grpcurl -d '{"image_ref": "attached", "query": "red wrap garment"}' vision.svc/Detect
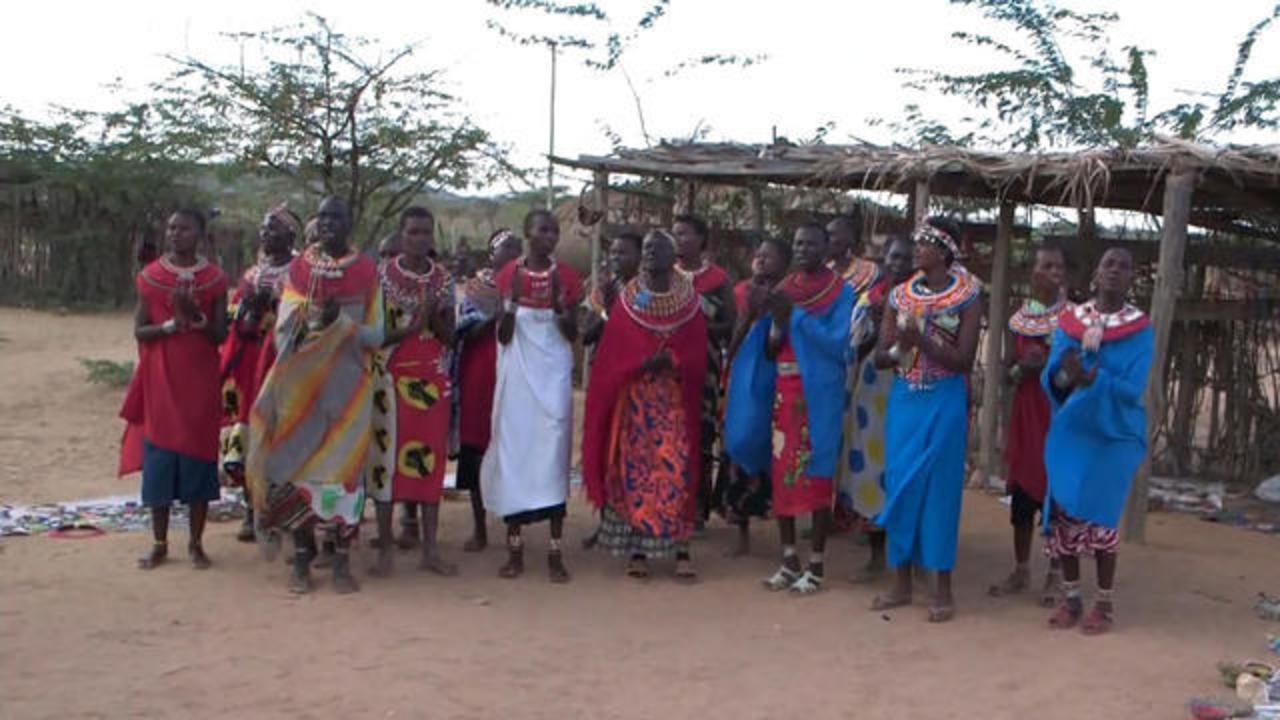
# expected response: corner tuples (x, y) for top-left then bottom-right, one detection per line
(582, 274), (707, 524)
(119, 258), (229, 474)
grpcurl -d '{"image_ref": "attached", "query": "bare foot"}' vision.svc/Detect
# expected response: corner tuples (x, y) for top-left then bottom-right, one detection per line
(419, 550), (458, 576)
(463, 534), (488, 553)
(548, 551), (571, 584)
(236, 519), (256, 543)
(723, 539), (751, 558)
(137, 543), (168, 570)
(189, 543), (212, 570)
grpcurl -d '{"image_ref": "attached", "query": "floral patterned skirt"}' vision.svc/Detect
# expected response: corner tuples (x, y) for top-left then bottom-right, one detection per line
(601, 371), (694, 555)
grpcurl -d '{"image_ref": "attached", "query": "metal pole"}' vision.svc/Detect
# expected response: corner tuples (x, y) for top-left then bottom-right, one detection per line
(546, 42), (557, 211)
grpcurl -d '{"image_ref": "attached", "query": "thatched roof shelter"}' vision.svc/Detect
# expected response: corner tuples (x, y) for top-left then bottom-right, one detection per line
(554, 139), (1280, 239)
(555, 139), (1280, 543)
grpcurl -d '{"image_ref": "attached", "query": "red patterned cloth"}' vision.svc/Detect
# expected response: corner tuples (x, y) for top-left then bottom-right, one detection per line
(770, 344), (834, 517)
(379, 257), (453, 503)
(1045, 514), (1119, 558)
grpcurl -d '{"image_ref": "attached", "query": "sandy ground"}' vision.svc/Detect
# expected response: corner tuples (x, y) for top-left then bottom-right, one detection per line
(1, 307), (1277, 720)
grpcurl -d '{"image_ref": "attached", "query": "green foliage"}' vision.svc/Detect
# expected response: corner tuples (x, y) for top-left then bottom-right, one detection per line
(79, 357), (135, 389)
(157, 14), (515, 244)
(0, 101), (203, 307)
(887, 0), (1280, 149)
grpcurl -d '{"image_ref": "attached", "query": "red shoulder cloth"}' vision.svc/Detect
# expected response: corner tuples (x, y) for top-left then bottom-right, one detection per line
(494, 259), (583, 309)
(778, 267), (843, 314)
(686, 261), (730, 295)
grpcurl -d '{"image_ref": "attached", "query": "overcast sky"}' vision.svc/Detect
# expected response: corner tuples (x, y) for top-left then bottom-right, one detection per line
(4, 0), (1278, 196)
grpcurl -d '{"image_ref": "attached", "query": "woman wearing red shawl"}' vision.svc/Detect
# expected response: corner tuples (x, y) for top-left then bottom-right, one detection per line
(989, 243), (1068, 603)
(217, 202), (298, 542)
(367, 206), (458, 577)
(583, 230), (707, 581)
(673, 214), (736, 529)
(453, 229), (523, 552)
(121, 209), (228, 570)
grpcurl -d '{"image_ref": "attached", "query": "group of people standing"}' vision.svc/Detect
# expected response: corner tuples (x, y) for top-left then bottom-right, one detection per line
(120, 196), (1154, 634)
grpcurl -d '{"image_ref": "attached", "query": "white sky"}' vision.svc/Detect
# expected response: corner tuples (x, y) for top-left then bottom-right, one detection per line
(3, 0), (1278, 196)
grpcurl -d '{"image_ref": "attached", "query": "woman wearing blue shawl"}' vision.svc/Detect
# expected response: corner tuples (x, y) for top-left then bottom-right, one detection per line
(724, 223), (855, 595)
(870, 218), (982, 623)
(1043, 247), (1152, 636)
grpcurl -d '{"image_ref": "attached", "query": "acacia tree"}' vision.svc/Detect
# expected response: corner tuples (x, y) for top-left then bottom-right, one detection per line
(885, 0), (1280, 149)
(159, 13), (512, 244)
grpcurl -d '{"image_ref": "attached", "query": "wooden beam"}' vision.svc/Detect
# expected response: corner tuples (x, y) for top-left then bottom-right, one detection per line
(659, 178), (675, 227)
(913, 180), (930, 227)
(749, 185), (764, 232)
(1125, 168), (1194, 544)
(977, 201), (1015, 490)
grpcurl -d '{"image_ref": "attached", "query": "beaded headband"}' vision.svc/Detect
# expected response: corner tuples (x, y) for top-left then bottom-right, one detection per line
(913, 223), (960, 259)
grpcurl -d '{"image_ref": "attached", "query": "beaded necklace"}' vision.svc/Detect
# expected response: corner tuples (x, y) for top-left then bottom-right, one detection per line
(619, 272), (700, 334)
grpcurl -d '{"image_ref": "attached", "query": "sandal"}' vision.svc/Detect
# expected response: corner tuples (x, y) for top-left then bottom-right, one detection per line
(626, 555), (649, 579)
(927, 603), (956, 623)
(988, 569), (1029, 597)
(137, 542), (168, 570)
(763, 564), (802, 591)
(1040, 572), (1063, 608)
(789, 570), (824, 596)
(1048, 600), (1083, 630)
(188, 543), (212, 570)
(871, 592), (913, 611)
(548, 550), (571, 584)
(499, 546), (524, 579)
(1080, 604), (1114, 635)
(674, 555), (698, 584)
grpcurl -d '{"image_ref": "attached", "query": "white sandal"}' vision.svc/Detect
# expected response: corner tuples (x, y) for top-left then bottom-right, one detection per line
(789, 570), (824, 595)
(763, 565), (802, 591)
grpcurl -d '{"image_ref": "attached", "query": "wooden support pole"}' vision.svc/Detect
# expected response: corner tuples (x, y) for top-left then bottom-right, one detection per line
(683, 181), (697, 215)
(659, 178), (675, 228)
(1124, 168), (1194, 543)
(913, 180), (930, 227)
(977, 200), (1015, 490)
(749, 185), (765, 233)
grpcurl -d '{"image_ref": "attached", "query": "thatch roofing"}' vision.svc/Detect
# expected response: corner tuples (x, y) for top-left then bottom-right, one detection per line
(552, 139), (1280, 239)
